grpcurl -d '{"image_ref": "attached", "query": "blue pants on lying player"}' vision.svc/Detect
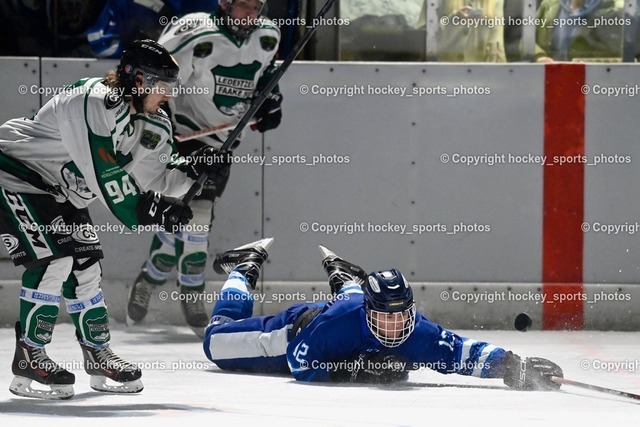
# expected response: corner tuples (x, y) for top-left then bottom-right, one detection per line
(203, 270), (323, 374)
(203, 238), (564, 387)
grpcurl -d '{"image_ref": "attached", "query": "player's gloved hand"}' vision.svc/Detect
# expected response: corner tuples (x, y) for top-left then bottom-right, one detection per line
(185, 146), (232, 182)
(137, 190), (193, 233)
(253, 92), (282, 133)
(330, 352), (408, 384)
(502, 351), (563, 391)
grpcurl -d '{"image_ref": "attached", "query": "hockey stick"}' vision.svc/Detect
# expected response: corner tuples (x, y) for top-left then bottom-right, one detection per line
(400, 382), (507, 390)
(174, 119), (258, 143)
(175, 107), (279, 143)
(180, 0), (339, 205)
(552, 376), (640, 401)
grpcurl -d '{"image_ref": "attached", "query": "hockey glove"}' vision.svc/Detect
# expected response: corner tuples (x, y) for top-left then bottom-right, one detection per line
(254, 92), (282, 133)
(502, 351), (563, 391)
(137, 190), (193, 234)
(330, 352), (408, 384)
(184, 146), (232, 182)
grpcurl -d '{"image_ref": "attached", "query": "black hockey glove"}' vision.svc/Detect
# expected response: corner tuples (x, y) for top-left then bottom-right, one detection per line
(254, 92), (282, 133)
(137, 190), (193, 234)
(330, 353), (408, 384)
(184, 146), (232, 183)
(502, 351), (563, 391)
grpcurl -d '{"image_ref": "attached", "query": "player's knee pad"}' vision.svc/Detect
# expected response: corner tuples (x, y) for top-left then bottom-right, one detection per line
(145, 231), (178, 283)
(175, 230), (209, 288)
(19, 257), (73, 346)
(68, 294), (110, 347)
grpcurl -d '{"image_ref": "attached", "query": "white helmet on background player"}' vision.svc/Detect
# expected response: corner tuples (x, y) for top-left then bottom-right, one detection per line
(218, 0), (266, 39)
(362, 269), (416, 348)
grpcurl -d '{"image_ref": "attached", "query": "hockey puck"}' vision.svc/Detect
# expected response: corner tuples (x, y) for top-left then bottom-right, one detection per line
(514, 313), (532, 332)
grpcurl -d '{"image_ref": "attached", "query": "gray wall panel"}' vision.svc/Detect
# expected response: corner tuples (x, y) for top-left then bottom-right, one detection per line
(0, 57), (40, 123)
(40, 58), (119, 102)
(584, 65), (640, 284)
(262, 63), (545, 283)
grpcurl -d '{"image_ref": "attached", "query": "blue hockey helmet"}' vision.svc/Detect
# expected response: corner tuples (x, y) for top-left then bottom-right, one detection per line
(363, 269), (416, 348)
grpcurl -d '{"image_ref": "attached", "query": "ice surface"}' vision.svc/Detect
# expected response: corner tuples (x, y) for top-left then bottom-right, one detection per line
(0, 323), (638, 426)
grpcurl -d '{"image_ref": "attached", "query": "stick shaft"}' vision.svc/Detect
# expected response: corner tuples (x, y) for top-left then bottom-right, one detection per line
(174, 120), (257, 143)
(552, 376), (640, 400)
(181, 0), (338, 204)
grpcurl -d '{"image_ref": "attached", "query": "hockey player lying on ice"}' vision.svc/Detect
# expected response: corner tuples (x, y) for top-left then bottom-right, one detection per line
(204, 238), (564, 387)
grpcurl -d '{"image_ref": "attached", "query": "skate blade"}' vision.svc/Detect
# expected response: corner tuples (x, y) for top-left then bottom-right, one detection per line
(318, 245), (339, 262)
(9, 376), (74, 400)
(234, 237), (274, 252)
(90, 376), (144, 393)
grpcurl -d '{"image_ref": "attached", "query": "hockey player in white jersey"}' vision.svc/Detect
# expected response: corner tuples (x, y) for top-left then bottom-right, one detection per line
(0, 39), (224, 399)
(127, 0), (283, 336)
(202, 238), (564, 389)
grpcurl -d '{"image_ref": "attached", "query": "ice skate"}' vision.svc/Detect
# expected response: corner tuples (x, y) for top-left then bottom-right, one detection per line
(319, 245), (367, 294)
(126, 270), (157, 325)
(78, 337), (143, 393)
(213, 237), (273, 289)
(9, 322), (75, 400)
(179, 286), (209, 338)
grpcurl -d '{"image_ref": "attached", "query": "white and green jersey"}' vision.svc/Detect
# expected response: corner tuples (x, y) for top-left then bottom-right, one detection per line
(0, 77), (193, 229)
(158, 12), (280, 146)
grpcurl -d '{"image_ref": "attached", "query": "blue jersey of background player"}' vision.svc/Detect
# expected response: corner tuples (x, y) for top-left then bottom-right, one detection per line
(203, 238), (564, 388)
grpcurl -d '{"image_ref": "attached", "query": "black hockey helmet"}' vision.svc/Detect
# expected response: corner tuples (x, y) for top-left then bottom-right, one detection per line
(363, 269), (416, 347)
(218, 0), (266, 39)
(117, 39), (180, 102)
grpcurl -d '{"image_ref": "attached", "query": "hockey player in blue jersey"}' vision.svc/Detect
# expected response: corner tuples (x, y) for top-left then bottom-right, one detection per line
(203, 238), (564, 388)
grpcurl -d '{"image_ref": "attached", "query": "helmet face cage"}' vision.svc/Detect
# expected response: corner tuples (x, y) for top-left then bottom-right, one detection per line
(363, 269), (416, 348)
(218, 0), (266, 39)
(130, 67), (181, 97)
(366, 304), (416, 348)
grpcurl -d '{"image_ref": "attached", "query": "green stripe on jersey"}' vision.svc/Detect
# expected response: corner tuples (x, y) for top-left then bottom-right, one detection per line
(84, 80), (142, 229)
(0, 151), (60, 195)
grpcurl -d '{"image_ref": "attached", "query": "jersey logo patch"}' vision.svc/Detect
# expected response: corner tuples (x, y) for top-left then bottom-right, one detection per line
(104, 89), (123, 110)
(1, 233), (19, 253)
(72, 224), (99, 245)
(260, 36), (277, 52)
(211, 62), (260, 114)
(141, 130), (162, 149)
